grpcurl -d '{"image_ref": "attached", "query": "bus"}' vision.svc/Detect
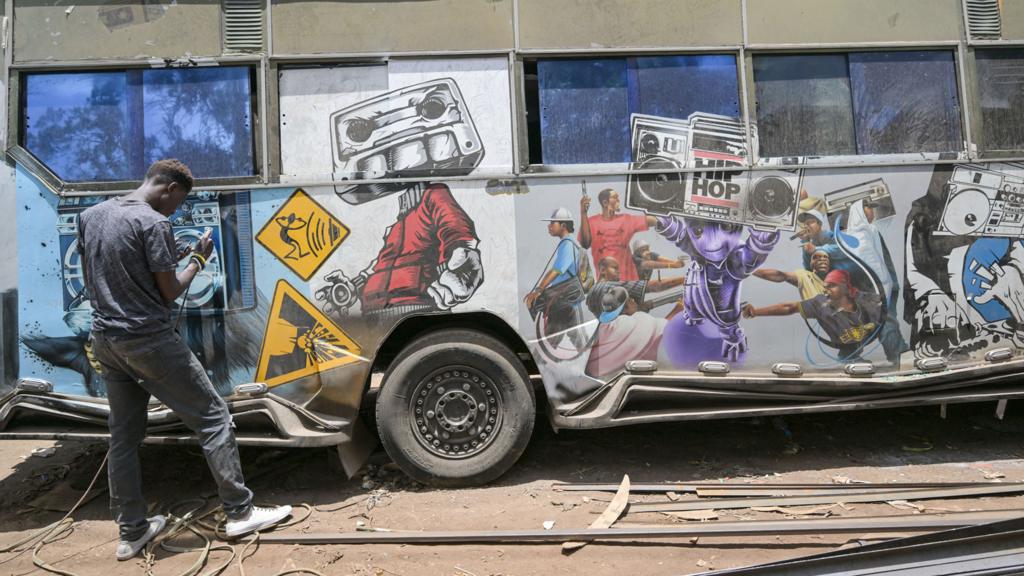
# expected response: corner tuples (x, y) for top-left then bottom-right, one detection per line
(3, 0), (1024, 486)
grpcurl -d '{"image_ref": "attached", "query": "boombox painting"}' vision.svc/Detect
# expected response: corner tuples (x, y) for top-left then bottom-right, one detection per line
(905, 163), (1024, 360)
(627, 112), (802, 231)
(17, 180), (264, 398)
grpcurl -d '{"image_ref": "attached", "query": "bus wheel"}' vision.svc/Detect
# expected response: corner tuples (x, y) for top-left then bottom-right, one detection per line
(375, 328), (535, 487)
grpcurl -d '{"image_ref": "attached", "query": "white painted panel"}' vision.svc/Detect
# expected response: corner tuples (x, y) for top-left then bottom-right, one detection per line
(279, 64), (388, 179)
(278, 57), (512, 180)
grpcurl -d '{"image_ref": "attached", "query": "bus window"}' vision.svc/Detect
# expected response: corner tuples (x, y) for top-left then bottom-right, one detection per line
(23, 66), (255, 182)
(976, 48), (1024, 154)
(753, 54), (856, 157)
(753, 51), (962, 158)
(527, 54), (740, 165)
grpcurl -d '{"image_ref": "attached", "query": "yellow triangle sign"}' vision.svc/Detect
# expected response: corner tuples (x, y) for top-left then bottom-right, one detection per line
(255, 280), (363, 388)
(255, 188), (350, 281)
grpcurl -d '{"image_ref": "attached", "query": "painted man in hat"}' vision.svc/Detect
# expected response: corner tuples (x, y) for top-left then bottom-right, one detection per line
(525, 207), (590, 351)
(742, 269), (885, 361)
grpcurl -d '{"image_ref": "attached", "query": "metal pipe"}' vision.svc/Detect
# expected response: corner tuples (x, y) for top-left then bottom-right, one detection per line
(258, 510), (1024, 545)
(11, 55), (261, 70)
(629, 484), (1024, 514)
(48, 151), (993, 197)
(518, 45), (743, 56)
(270, 49), (514, 62)
(553, 482), (998, 493)
(745, 40), (962, 51)
(956, 42), (976, 160)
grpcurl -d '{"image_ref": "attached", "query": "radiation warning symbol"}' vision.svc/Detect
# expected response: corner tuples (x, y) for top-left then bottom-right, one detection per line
(256, 188), (349, 281)
(255, 280), (364, 388)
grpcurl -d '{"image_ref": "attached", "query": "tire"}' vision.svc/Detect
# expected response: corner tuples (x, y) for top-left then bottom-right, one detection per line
(375, 328), (535, 487)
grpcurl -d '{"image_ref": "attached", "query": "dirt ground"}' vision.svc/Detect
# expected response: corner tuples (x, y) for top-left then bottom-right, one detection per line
(1, 401), (1023, 576)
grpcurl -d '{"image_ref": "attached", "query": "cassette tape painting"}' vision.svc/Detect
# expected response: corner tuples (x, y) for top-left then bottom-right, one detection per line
(330, 78), (484, 204)
(626, 113), (802, 230)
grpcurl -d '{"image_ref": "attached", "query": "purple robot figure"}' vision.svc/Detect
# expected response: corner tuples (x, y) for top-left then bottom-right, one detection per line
(656, 216), (780, 364)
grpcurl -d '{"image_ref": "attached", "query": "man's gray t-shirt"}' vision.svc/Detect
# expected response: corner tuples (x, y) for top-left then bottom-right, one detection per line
(78, 197), (178, 334)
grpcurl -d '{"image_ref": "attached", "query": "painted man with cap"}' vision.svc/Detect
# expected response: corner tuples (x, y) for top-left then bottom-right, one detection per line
(742, 269), (884, 361)
(631, 238), (687, 282)
(584, 281), (683, 379)
(525, 207), (589, 351)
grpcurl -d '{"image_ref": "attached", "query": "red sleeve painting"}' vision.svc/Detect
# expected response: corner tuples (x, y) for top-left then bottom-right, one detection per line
(423, 183), (478, 263)
(628, 213), (650, 236)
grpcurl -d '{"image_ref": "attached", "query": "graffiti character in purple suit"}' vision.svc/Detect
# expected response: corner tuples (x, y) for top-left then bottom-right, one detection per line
(656, 216), (779, 364)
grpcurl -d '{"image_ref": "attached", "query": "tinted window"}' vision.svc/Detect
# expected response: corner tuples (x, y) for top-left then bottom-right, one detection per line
(754, 51), (962, 157)
(976, 48), (1024, 153)
(849, 51), (961, 154)
(24, 72), (132, 181)
(23, 67), (255, 182)
(532, 55), (740, 164)
(753, 54), (856, 157)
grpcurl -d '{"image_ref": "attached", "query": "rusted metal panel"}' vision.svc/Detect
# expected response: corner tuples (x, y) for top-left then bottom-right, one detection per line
(13, 0), (222, 62)
(745, 0), (963, 45)
(270, 0), (514, 55)
(517, 0), (742, 50)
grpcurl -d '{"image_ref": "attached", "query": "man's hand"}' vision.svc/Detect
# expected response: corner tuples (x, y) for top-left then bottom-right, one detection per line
(580, 195), (591, 214)
(917, 289), (970, 332)
(524, 289), (540, 310)
(741, 303), (756, 318)
(971, 258), (1024, 322)
(428, 246), (484, 310)
(802, 242), (816, 254)
(195, 228), (214, 260)
(175, 238), (194, 261)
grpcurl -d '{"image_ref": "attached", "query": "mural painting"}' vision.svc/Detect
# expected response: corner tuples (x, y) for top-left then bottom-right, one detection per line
(11, 56), (1024, 417)
(905, 163), (1024, 360)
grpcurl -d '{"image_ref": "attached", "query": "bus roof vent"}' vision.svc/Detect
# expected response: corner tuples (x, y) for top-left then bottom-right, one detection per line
(223, 0), (264, 54)
(964, 0), (1002, 39)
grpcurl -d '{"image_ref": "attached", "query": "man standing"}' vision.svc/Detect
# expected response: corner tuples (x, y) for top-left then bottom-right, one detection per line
(525, 207), (588, 351)
(579, 188), (657, 281)
(80, 160), (290, 560)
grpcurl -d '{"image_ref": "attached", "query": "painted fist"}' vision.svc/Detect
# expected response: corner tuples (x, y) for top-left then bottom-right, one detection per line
(428, 246), (484, 310)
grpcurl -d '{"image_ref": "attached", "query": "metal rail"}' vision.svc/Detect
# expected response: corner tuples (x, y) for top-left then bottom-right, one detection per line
(258, 510), (1023, 545)
(629, 484), (1024, 514)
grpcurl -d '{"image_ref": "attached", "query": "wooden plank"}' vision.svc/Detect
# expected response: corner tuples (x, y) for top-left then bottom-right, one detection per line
(563, 474), (630, 552)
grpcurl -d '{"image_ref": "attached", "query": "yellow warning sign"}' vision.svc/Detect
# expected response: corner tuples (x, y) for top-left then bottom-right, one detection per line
(255, 280), (364, 388)
(256, 188), (349, 281)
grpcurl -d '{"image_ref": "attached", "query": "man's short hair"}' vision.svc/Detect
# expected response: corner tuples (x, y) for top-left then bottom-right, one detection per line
(145, 159), (194, 192)
(796, 211), (822, 225)
(597, 188), (615, 207)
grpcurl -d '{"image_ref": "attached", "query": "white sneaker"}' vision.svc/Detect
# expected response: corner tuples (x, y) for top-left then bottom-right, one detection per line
(116, 515), (166, 561)
(224, 504), (292, 538)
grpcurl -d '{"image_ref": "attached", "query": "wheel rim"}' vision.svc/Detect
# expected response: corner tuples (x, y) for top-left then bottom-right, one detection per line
(409, 366), (503, 460)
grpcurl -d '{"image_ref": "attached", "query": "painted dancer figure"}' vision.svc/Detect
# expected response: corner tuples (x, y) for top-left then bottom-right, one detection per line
(655, 216), (780, 363)
(318, 182), (484, 324)
(356, 182), (483, 321)
(317, 78), (485, 323)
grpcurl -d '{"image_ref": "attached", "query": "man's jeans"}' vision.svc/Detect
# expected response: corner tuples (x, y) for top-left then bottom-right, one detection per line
(91, 328), (253, 540)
